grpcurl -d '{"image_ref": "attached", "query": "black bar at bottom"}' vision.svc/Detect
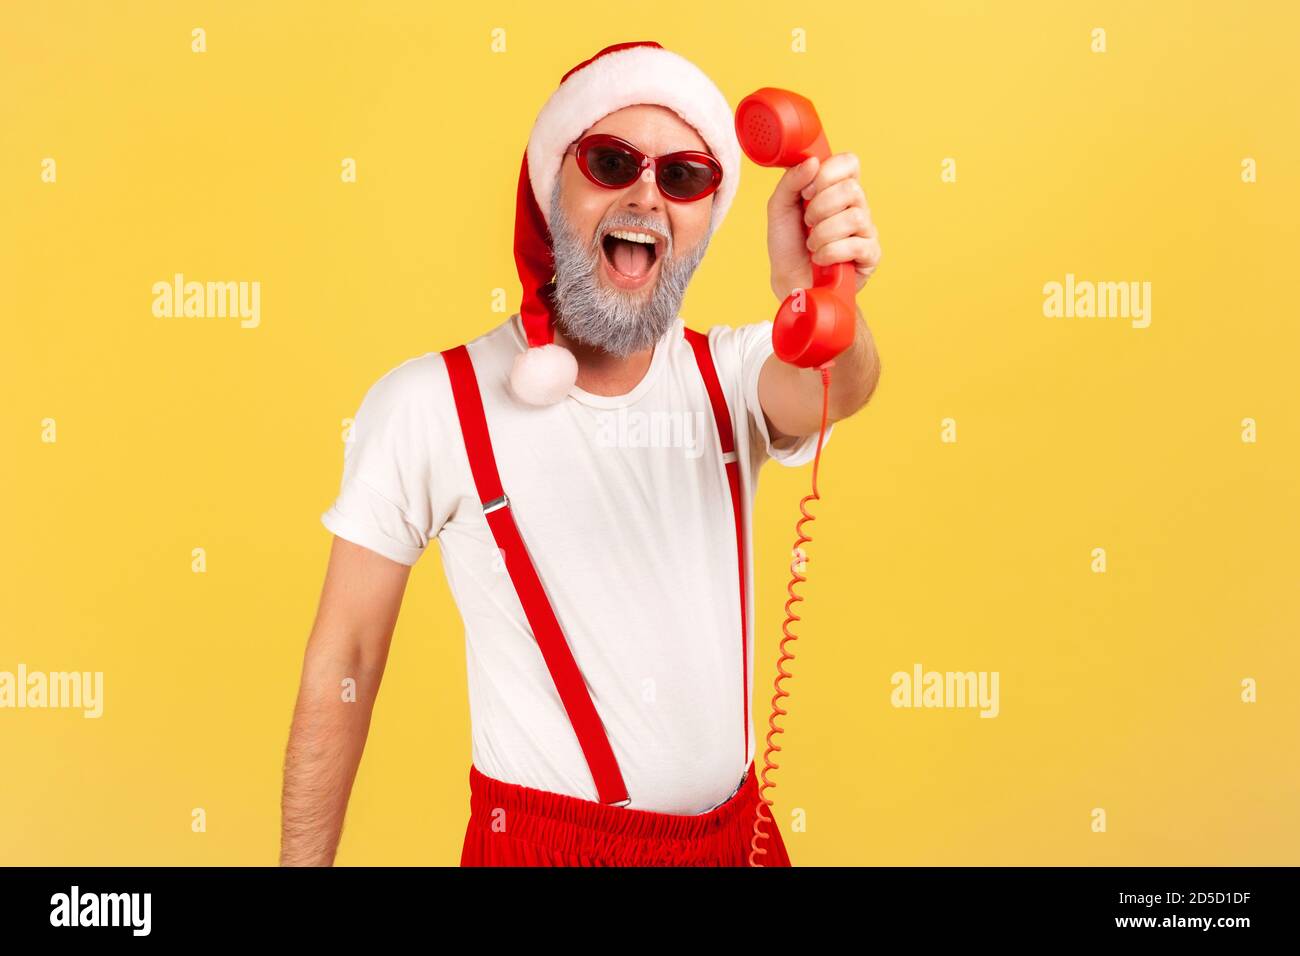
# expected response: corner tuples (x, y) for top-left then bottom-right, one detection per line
(0, 866), (1291, 942)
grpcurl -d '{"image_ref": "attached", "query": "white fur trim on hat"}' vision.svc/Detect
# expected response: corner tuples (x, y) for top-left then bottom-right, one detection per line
(509, 342), (579, 406)
(526, 45), (740, 232)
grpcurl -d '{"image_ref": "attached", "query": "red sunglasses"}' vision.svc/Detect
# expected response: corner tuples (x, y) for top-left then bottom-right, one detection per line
(569, 133), (723, 203)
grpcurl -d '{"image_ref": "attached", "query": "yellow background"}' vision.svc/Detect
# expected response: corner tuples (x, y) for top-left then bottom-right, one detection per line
(2, 0), (1297, 865)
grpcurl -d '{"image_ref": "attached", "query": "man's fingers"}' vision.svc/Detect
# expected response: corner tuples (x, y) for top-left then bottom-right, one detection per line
(771, 156), (820, 208)
(800, 152), (860, 201)
(803, 178), (872, 231)
(805, 205), (873, 252)
(811, 235), (882, 271)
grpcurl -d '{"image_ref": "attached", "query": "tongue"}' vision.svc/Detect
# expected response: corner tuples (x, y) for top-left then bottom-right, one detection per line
(611, 238), (652, 278)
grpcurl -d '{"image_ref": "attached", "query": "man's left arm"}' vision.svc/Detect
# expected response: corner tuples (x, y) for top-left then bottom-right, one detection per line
(757, 151), (883, 440)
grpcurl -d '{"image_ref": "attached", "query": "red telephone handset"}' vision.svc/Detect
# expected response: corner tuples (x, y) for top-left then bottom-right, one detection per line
(734, 88), (857, 368)
(735, 87), (850, 866)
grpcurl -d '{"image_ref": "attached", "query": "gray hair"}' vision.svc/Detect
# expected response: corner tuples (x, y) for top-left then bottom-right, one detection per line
(548, 181), (711, 357)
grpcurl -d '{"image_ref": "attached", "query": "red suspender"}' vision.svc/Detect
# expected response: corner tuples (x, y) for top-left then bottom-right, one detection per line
(682, 327), (750, 761)
(440, 344), (630, 806)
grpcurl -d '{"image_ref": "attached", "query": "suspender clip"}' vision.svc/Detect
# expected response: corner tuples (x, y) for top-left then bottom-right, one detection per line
(483, 494), (510, 514)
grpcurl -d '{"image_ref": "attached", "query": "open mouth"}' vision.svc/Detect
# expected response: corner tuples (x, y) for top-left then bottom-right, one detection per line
(600, 228), (665, 290)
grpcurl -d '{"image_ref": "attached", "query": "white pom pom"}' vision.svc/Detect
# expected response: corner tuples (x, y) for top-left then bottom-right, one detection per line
(509, 344), (578, 406)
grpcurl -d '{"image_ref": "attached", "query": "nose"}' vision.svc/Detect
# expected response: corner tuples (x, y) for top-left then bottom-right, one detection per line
(619, 163), (662, 216)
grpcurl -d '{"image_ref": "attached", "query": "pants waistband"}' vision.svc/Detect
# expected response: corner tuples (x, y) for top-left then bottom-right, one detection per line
(467, 762), (761, 844)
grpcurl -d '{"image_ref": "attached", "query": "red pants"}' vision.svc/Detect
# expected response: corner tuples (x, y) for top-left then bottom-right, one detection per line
(460, 761), (793, 867)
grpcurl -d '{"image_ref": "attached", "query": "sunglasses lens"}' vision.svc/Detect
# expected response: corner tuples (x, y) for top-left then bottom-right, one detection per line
(658, 158), (720, 200)
(584, 144), (641, 187)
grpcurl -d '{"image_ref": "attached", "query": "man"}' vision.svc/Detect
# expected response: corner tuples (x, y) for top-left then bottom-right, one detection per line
(281, 41), (881, 867)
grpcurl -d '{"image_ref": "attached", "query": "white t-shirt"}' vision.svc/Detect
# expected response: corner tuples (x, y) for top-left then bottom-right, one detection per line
(321, 313), (831, 814)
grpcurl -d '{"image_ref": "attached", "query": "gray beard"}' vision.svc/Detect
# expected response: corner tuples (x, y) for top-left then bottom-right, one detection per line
(548, 183), (711, 357)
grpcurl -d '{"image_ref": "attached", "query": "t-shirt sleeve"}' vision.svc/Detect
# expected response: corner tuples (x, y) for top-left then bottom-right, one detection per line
(730, 319), (833, 468)
(320, 355), (442, 566)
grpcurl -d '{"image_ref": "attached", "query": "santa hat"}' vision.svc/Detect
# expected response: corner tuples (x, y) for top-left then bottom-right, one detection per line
(510, 41), (741, 405)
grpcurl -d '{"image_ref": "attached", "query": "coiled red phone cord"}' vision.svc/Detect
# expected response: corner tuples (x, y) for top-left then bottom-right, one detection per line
(749, 363), (833, 867)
